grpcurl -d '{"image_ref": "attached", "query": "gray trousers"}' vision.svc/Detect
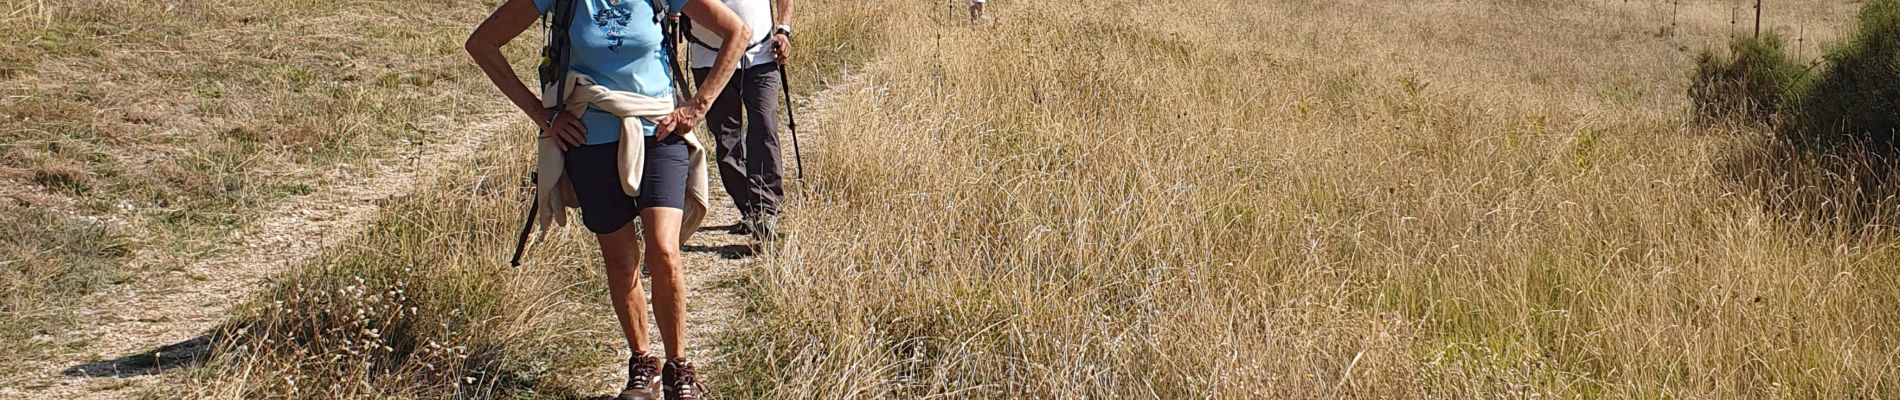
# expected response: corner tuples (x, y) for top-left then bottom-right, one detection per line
(692, 62), (785, 216)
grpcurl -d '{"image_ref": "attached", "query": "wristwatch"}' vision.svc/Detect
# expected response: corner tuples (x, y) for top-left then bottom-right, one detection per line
(774, 24), (792, 37)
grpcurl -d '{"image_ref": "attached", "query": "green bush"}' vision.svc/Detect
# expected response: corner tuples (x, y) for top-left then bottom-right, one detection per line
(1688, 33), (1801, 125)
(1781, 0), (1900, 149)
(1720, 0), (1900, 235)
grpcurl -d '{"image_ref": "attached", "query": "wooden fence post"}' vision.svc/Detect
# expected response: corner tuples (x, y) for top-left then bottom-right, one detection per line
(1754, 0), (1764, 38)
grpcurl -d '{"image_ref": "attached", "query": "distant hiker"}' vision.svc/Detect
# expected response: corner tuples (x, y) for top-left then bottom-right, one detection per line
(466, 0), (753, 398)
(970, 0), (984, 23)
(682, 0), (793, 243)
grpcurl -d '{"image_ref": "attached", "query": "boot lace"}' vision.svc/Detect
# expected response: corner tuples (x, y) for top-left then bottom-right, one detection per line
(663, 359), (704, 400)
(627, 355), (659, 390)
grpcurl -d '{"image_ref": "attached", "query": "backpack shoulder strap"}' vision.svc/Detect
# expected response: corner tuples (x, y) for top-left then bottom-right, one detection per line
(538, 0), (580, 115)
(653, 0), (694, 100)
(648, 0), (668, 21)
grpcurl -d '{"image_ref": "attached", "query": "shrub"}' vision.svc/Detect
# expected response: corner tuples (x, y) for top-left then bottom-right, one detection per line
(1688, 33), (1801, 125)
(1781, 0), (1900, 149)
(1721, 0), (1900, 236)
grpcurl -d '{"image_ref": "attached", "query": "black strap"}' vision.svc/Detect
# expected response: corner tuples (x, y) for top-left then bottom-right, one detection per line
(538, 0), (580, 120)
(658, 8), (694, 100)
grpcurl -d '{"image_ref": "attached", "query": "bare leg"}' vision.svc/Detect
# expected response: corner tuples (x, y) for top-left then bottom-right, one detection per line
(597, 225), (652, 355)
(640, 207), (689, 359)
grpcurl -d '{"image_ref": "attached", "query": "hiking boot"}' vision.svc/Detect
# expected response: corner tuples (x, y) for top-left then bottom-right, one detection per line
(728, 213), (755, 236)
(751, 213), (781, 245)
(618, 352), (662, 400)
(661, 358), (705, 400)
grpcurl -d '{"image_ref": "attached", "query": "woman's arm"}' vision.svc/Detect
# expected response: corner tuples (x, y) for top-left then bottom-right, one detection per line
(466, 0), (587, 149)
(658, 0), (752, 137)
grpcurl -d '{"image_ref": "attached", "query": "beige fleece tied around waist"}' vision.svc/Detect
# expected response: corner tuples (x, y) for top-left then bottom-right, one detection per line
(534, 73), (710, 243)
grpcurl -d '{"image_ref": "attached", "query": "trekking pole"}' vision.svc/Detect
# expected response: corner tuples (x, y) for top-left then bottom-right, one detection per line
(509, 173), (539, 267)
(777, 61), (804, 180)
(763, 1), (805, 181)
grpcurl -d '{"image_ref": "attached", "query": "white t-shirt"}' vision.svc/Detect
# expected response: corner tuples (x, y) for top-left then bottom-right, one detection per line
(685, 0), (776, 69)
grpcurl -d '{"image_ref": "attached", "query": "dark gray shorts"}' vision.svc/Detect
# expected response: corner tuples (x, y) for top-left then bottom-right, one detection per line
(562, 135), (690, 234)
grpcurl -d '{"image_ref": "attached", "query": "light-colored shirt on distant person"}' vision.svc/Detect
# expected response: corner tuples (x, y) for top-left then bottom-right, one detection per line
(685, 0), (777, 69)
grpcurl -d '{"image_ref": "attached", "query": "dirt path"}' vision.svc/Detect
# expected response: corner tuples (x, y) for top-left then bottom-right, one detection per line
(681, 186), (755, 365)
(0, 112), (513, 400)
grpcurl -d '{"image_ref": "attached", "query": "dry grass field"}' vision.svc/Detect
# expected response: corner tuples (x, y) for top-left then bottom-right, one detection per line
(0, 0), (477, 361)
(3, 0), (1896, 398)
(718, 0), (1898, 398)
(0, 0), (512, 394)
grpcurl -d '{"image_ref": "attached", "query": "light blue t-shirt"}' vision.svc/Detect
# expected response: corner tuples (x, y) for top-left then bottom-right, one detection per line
(535, 0), (687, 143)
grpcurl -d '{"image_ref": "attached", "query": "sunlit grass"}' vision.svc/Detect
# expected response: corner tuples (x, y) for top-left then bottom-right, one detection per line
(10, 0), (1895, 397)
(0, 0), (512, 378)
(717, 0), (1900, 398)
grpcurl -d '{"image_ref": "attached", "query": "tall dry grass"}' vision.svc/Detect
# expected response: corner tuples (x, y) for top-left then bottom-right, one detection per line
(19, 0), (1890, 398)
(720, 0), (1899, 398)
(188, 130), (627, 398)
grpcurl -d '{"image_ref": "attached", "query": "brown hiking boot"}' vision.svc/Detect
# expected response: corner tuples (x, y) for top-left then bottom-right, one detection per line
(618, 353), (662, 400)
(661, 358), (705, 400)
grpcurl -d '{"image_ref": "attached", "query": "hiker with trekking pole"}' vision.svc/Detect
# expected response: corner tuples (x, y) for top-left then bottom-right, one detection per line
(678, 0), (796, 244)
(465, 0), (751, 398)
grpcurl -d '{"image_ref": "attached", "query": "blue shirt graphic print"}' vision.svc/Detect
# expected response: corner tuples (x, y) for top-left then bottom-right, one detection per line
(534, 0), (689, 143)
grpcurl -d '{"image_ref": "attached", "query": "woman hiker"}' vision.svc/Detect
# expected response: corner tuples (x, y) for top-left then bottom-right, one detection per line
(466, 0), (751, 398)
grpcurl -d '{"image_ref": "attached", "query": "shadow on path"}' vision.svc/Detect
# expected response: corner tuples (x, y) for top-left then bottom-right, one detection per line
(684, 243), (757, 259)
(62, 332), (216, 379)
